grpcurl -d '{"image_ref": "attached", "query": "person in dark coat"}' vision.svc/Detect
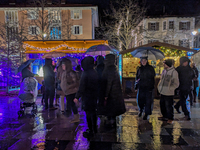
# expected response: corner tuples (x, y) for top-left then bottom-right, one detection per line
(95, 56), (105, 115)
(174, 57), (195, 120)
(101, 54), (126, 125)
(41, 80), (45, 104)
(75, 64), (83, 79)
(43, 58), (57, 110)
(135, 57), (155, 120)
(74, 56), (98, 138)
(190, 63), (199, 104)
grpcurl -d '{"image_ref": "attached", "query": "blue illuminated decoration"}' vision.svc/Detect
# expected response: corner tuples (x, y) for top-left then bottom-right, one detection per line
(119, 55), (122, 83)
(187, 52), (194, 56)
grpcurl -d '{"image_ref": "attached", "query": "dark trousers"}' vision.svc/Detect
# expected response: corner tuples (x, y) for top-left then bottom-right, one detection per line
(137, 89), (153, 116)
(45, 86), (55, 108)
(41, 93), (45, 103)
(175, 90), (190, 116)
(66, 93), (78, 115)
(160, 95), (174, 120)
(86, 111), (97, 133)
(189, 89), (194, 106)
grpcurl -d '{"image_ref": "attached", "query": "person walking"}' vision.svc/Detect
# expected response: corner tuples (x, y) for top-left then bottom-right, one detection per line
(174, 57), (195, 120)
(135, 57), (155, 120)
(74, 56), (98, 138)
(101, 54), (126, 126)
(157, 59), (179, 124)
(191, 63), (199, 104)
(43, 58), (57, 110)
(60, 58), (80, 122)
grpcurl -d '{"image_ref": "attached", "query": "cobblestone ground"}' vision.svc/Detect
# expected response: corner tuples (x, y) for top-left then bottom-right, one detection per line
(0, 95), (200, 150)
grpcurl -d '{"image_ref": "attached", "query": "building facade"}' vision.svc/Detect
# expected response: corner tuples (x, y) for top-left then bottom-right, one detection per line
(131, 17), (195, 49)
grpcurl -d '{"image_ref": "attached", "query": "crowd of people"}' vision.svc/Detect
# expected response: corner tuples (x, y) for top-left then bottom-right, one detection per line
(135, 56), (199, 124)
(18, 54), (199, 138)
(42, 54), (126, 138)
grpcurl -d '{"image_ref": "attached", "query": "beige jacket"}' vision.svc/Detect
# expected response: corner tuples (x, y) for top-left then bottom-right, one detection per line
(158, 67), (179, 96)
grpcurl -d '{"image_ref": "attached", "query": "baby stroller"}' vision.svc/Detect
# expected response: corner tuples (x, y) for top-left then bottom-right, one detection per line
(18, 77), (38, 117)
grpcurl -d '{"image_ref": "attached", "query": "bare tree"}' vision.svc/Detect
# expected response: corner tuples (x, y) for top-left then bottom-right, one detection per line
(96, 0), (146, 51)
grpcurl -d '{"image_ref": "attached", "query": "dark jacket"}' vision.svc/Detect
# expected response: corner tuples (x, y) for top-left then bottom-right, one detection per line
(43, 58), (55, 88)
(135, 63), (155, 91)
(22, 67), (34, 81)
(192, 66), (199, 88)
(101, 54), (126, 117)
(75, 56), (98, 111)
(176, 65), (195, 91)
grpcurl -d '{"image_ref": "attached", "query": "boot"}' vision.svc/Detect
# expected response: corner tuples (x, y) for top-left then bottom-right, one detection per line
(70, 114), (80, 123)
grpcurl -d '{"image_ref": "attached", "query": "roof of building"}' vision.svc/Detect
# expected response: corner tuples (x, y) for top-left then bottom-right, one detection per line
(120, 42), (196, 55)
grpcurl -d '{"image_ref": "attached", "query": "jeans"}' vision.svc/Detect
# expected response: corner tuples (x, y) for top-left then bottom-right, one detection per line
(137, 89), (153, 116)
(160, 95), (174, 120)
(175, 90), (190, 116)
(45, 86), (55, 108)
(66, 93), (78, 115)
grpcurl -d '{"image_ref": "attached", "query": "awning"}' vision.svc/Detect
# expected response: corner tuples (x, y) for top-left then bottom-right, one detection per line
(120, 42), (196, 54)
(23, 39), (108, 54)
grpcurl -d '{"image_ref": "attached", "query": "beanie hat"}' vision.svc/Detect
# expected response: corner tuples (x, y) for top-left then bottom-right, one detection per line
(140, 56), (148, 60)
(180, 56), (190, 65)
(164, 59), (174, 67)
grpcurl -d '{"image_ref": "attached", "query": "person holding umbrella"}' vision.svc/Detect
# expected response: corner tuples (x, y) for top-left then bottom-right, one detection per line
(18, 59), (38, 103)
(135, 57), (155, 120)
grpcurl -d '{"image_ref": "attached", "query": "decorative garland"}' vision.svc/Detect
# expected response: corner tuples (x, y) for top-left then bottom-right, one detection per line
(23, 43), (86, 52)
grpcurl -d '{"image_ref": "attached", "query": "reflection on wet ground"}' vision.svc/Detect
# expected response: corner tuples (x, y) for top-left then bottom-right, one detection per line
(1, 95), (200, 150)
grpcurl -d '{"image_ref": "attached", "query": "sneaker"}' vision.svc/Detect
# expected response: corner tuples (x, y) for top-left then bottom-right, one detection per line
(174, 106), (181, 114)
(158, 116), (168, 121)
(167, 120), (173, 124)
(49, 107), (57, 110)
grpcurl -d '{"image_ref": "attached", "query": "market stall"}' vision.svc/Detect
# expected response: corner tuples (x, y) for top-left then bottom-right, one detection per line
(120, 42), (196, 98)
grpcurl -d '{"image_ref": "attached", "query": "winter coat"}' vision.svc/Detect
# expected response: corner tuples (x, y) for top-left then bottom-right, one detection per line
(135, 64), (156, 91)
(56, 65), (65, 96)
(176, 65), (195, 91)
(43, 58), (55, 88)
(75, 56), (98, 111)
(158, 67), (179, 96)
(60, 59), (79, 96)
(101, 54), (126, 117)
(18, 77), (38, 103)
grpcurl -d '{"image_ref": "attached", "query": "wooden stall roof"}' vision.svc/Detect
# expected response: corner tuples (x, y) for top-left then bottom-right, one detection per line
(120, 42), (196, 54)
(23, 39), (108, 54)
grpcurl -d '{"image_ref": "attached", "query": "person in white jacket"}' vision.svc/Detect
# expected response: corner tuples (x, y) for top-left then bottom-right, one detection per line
(157, 59), (179, 124)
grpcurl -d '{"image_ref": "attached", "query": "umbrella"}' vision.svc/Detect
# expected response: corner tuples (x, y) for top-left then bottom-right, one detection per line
(130, 47), (165, 60)
(18, 59), (35, 73)
(85, 44), (119, 56)
(42, 52), (66, 58)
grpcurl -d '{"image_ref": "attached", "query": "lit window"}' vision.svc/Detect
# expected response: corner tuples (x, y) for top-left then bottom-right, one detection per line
(71, 10), (82, 20)
(50, 26), (61, 39)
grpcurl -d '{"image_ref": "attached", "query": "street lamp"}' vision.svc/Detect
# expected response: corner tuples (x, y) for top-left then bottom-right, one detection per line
(43, 33), (47, 38)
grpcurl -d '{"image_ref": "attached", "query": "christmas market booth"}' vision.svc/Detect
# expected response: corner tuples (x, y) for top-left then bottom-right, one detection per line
(23, 39), (108, 86)
(120, 42), (196, 98)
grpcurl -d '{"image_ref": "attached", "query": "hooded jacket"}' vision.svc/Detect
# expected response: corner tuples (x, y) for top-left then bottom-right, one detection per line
(100, 54), (126, 117)
(43, 58), (55, 88)
(158, 66), (179, 96)
(75, 56), (98, 111)
(60, 59), (79, 96)
(135, 63), (155, 91)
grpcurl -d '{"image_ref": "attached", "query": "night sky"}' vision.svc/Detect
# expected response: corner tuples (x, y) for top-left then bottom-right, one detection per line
(0, 0), (200, 18)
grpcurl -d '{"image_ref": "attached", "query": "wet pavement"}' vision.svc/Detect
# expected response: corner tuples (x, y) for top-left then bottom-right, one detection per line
(0, 95), (200, 150)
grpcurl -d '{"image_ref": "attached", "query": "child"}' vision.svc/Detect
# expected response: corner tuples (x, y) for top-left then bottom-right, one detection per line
(41, 80), (45, 104)
(74, 56), (98, 138)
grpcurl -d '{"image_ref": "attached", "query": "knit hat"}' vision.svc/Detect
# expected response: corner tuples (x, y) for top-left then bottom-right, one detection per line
(140, 56), (148, 60)
(180, 56), (190, 65)
(163, 59), (174, 67)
